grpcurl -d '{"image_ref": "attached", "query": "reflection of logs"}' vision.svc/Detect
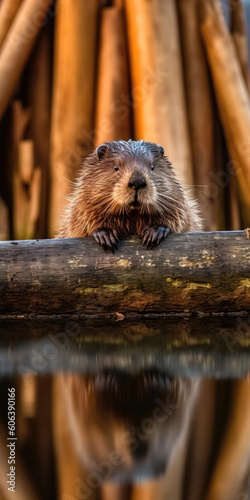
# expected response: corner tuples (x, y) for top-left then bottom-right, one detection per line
(0, 232), (249, 316)
(53, 375), (99, 500)
(0, 421), (41, 500)
(0, 316), (248, 378)
(205, 379), (250, 500)
(186, 380), (216, 500)
(101, 483), (131, 500)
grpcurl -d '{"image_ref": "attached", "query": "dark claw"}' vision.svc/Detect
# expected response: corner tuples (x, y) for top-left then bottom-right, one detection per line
(143, 226), (170, 248)
(93, 228), (119, 252)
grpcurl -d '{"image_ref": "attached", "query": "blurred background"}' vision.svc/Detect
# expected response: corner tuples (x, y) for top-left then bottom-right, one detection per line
(0, 0), (250, 241)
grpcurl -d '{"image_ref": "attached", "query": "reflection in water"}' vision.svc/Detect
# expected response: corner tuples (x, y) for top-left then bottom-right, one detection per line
(58, 372), (199, 484)
(0, 373), (249, 500)
(0, 316), (249, 500)
(52, 373), (250, 500)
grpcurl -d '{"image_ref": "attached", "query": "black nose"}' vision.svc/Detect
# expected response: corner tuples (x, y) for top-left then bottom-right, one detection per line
(128, 175), (147, 191)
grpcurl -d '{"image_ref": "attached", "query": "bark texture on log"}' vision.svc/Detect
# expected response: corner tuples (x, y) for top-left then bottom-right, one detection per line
(0, 232), (249, 316)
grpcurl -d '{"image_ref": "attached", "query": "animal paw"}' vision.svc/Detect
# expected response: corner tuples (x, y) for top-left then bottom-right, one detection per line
(142, 226), (170, 248)
(93, 227), (119, 252)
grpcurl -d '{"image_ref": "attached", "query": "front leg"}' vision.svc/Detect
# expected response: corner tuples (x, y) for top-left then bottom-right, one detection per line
(93, 227), (119, 252)
(142, 225), (170, 248)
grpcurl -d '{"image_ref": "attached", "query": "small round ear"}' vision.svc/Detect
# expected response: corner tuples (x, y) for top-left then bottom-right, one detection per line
(96, 144), (108, 160)
(158, 145), (164, 157)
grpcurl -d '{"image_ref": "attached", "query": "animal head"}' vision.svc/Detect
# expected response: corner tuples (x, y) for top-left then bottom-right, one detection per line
(78, 140), (185, 223)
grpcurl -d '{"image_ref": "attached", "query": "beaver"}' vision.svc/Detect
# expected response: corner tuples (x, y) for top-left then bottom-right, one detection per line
(59, 140), (202, 250)
(57, 372), (200, 483)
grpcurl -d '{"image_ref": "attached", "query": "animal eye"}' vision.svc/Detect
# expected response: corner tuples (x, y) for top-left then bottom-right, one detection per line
(151, 164), (154, 171)
(114, 165), (119, 171)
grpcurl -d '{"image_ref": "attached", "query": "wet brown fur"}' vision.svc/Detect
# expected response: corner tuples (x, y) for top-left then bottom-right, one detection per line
(59, 140), (202, 240)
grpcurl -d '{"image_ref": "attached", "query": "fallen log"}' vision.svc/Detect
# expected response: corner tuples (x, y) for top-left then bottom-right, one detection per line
(0, 231), (249, 317)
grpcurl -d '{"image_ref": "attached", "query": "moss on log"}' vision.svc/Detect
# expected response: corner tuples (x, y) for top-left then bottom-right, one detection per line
(0, 231), (249, 317)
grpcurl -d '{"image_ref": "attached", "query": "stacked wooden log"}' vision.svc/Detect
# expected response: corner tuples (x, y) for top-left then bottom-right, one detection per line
(0, 0), (249, 239)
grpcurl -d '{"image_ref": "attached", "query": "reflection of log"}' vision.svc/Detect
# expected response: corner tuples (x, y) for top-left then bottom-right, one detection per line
(0, 421), (41, 500)
(33, 377), (53, 499)
(186, 380), (216, 500)
(53, 375), (99, 500)
(0, 0), (22, 47)
(125, 0), (193, 185)
(0, 232), (249, 316)
(49, 0), (99, 236)
(0, 0), (52, 119)
(102, 484), (131, 500)
(0, 316), (249, 378)
(205, 379), (250, 500)
(132, 382), (200, 500)
(94, 7), (130, 146)
(178, 0), (219, 231)
(199, 0), (250, 222)
(114, 0), (125, 7)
